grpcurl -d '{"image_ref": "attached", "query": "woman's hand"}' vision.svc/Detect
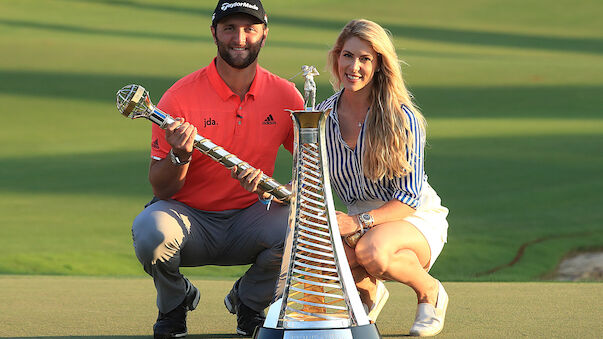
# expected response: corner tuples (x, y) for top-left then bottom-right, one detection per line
(336, 211), (362, 236)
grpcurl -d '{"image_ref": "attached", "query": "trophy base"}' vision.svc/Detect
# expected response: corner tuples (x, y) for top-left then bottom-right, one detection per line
(253, 323), (381, 339)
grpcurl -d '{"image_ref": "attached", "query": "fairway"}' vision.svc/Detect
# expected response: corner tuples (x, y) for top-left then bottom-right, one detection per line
(0, 276), (601, 338)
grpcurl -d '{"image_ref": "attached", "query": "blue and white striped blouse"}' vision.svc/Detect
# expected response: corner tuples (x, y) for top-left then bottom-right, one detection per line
(316, 90), (427, 209)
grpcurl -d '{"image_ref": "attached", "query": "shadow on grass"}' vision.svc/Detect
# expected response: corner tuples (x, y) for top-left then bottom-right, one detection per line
(1, 70), (602, 119)
(2, 133), (601, 207)
(47, 0), (603, 55)
(0, 18), (328, 51)
(0, 150), (151, 198)
(0, 70), (178, 106)
(270, 16), (603, 56)
(0, 18), (208, 43)
(0, 149), (293, 199)
(72, 0), (213, 17)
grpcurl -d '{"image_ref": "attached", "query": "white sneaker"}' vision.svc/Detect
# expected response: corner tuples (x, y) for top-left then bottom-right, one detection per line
(363, 280), (389, 323)
(409, 280), (448, 337)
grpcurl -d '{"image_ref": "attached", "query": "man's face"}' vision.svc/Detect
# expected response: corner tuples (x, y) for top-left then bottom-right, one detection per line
(212, 14), (268, 69)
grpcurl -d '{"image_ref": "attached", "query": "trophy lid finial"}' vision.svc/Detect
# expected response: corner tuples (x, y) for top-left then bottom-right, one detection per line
(301, 65), (319, 111)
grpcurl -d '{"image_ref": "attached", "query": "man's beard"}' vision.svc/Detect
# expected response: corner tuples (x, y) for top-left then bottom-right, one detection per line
(216, 36), (264, 69)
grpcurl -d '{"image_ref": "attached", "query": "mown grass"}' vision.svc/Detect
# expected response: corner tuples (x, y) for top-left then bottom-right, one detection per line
(1, 277), (602, 338)
(0, 0), (602, 281)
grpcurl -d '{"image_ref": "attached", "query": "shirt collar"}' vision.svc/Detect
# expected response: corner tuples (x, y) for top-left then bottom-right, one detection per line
(331, 89), (344, 125)
(207, 57), (262, 102)
(246, 66), (262, 100)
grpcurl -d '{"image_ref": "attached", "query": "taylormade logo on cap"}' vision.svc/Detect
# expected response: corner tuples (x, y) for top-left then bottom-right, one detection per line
(221, 2), (259, 11)
(212, 0), (267, 26)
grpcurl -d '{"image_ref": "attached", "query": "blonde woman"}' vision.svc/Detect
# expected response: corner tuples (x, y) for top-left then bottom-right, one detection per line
(315, 19), (450, 336)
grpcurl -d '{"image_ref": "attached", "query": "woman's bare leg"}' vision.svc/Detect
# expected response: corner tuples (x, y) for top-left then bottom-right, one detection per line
(355, 221), (439, 305)
(343, 241), (378, 306)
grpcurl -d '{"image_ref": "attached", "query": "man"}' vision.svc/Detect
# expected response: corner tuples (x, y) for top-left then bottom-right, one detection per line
(131, 0), (304, 337)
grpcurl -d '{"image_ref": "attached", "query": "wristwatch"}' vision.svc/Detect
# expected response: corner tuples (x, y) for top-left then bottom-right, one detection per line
(169, 149), (191, 166)
(346, 213), (374, 248)
(358, 212), (374, 229)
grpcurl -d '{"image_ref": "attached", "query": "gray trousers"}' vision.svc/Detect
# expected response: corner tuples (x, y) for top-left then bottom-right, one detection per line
(132, 199), (289, 314)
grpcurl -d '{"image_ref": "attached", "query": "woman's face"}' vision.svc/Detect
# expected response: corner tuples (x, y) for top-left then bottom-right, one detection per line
(337, 36), (379, 94)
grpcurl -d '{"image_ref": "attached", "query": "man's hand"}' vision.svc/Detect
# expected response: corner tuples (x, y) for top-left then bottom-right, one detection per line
(166, 117), (196, 161)
(231, 165), (264, 195)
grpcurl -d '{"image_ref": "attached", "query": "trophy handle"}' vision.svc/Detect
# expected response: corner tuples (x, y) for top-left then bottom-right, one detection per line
(115, 84), (292, 202)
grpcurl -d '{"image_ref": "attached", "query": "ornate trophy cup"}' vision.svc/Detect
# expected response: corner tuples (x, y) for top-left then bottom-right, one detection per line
(115, 84), (291, 202)
(254, 69), (381, 339)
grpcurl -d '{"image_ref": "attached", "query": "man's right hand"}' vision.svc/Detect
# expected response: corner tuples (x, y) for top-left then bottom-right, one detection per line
(166, 117), (196, 161)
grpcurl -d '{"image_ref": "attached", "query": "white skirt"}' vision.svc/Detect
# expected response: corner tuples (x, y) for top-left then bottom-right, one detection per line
(346, 181), (449, 270)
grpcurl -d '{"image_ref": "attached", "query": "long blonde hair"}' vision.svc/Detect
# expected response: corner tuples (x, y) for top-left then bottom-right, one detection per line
(328, 19), (426, 181)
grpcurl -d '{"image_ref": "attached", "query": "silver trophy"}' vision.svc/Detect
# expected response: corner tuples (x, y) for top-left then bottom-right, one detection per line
(254, 69), (381, 338)
(115, 84), (292, 202)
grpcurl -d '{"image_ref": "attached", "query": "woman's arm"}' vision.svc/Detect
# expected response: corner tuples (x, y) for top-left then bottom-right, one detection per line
(337, 199), (416, 236)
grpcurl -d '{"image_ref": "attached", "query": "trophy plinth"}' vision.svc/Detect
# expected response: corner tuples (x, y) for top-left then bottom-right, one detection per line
(254, 107), (380, 339)
(254, 323), (380, 339)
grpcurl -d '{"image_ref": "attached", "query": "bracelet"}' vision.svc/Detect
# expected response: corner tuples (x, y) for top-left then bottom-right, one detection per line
(344, 229), (364, 248)
(344, 218), (366, 248)
(259, 194), (273, 211)
(259, 194), (273, 205)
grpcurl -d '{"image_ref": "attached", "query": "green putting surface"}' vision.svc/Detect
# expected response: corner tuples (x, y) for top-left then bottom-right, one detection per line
(1, 276), (601, 338)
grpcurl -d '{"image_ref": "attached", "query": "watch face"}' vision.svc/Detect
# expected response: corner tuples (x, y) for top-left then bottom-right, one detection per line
(361, 213), (373, 226)
(170, 150), (179, 163)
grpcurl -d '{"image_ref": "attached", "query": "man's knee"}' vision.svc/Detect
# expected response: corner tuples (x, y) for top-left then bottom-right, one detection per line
(132, 207), (186, 266)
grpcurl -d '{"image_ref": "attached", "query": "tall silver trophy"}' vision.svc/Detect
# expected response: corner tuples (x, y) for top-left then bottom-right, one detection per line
(254, 68), (381, 339)
(115, 84), (291, 202)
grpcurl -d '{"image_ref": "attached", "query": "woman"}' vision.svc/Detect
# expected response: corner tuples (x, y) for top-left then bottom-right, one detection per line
(315, 19), (450, 336)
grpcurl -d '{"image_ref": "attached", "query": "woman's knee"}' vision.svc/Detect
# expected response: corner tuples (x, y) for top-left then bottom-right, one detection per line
(355, 240), (391, 277)
(355, 237), (424, 277)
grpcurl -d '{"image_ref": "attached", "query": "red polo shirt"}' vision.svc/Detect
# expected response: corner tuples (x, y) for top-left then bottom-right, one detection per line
(150, 58), (304, 211)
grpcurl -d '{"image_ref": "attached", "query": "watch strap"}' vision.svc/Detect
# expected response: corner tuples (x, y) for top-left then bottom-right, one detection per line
(169, 149), (191, 166)
(358, 212), (374, 229)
